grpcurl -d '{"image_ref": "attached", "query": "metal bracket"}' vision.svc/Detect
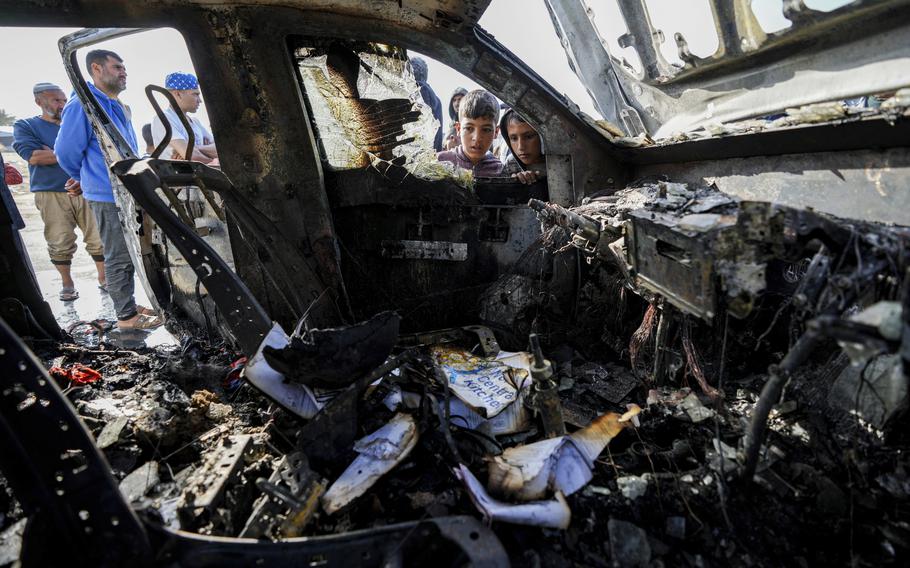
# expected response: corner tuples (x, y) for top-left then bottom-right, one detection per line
(145, 84), (196, 160)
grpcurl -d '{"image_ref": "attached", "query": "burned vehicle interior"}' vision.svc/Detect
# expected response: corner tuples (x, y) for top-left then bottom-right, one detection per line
(1, 0), (910, 566)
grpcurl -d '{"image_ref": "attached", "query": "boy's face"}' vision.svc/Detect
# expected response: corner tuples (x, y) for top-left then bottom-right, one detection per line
(456, 116), (498, 163)
(507, 120), (542, 165)
(452, 94), (464, 114)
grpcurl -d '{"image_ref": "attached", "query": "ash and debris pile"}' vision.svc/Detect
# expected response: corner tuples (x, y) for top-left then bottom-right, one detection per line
(3, 180), (910, 567)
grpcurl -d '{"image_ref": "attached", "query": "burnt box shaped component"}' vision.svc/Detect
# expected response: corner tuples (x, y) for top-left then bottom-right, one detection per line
(625, 209), (734, 321)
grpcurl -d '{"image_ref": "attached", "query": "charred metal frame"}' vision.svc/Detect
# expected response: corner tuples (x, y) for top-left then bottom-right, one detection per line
(2, 1), (624, 336)
(546, 0), (910, 137)
(146, 85), (196, 160)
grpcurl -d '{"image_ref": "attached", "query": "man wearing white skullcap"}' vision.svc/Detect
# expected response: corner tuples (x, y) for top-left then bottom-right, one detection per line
(150, 72), (218, 163)
(13, 82), (106, 301)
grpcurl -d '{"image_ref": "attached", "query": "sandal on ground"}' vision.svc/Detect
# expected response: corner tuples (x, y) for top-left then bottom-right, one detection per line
(137, 305), (158, 316)
(59, 287), (79, 301)
(116, 314), (164, 330)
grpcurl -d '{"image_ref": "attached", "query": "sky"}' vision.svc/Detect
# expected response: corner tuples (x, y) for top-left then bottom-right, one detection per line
(0, 27), (203, 134)
(0, 0), (852, 135)
(0, 1), (596, 134)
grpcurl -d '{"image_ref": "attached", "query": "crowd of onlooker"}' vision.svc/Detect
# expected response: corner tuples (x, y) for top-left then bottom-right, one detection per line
(411, 56), (545, 184)
(5, 49), (213, 329)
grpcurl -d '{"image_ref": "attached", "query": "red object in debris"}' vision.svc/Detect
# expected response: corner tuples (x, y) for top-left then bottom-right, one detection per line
(223, 356), (248, 391)
(4, 164), (23, 186)
(49, 363), (102, 385)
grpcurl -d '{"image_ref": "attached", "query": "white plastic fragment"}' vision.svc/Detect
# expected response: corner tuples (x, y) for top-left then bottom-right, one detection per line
(243, 323), (323, 419)
(454, 464), (571, 529)
(322, 413), (418, 514)
(487, 409), (636, 501)
(679, 393), (715, 423)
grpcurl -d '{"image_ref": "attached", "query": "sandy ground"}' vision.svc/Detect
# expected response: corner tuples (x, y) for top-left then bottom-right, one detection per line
(3, 150), (175, 348)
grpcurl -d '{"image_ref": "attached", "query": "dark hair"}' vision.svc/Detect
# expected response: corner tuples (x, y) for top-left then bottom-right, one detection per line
(506, 111), (529, 127)
(85, 49), (122, 74)
(409, 57), (428, 84)
(458, 89), (500, 123)
(141, 123), (153, 147)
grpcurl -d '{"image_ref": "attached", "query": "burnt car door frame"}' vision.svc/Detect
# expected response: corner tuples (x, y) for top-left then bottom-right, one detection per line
(55, 6), (628, 338)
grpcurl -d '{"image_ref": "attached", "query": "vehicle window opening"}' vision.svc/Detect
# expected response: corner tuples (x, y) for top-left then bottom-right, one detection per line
(290, 38), (549, 194)
(644, 0), (719, 67)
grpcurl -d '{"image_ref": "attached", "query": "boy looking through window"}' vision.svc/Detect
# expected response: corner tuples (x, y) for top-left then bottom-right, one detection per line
(500, 109), (545, 185)
(436, 89), (503, 177)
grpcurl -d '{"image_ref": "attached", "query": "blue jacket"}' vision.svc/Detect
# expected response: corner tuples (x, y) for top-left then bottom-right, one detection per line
(55, 83), (138, 203)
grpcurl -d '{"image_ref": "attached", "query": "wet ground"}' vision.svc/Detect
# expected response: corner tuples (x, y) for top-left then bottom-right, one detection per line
(3, 150), (176, 349)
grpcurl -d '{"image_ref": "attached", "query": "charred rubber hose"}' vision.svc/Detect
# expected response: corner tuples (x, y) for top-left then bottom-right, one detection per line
(741, 325), (822, 480)
(741, 315), (894, 480)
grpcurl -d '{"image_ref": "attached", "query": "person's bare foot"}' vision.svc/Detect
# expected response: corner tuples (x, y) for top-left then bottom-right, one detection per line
(117, 313), (163, 329)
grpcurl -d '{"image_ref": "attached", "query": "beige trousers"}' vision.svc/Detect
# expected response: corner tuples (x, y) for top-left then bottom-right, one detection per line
(33, 191), (104, 264)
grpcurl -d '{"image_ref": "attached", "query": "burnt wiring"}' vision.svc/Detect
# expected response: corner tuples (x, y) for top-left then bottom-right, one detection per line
(741, 233), (904, 481)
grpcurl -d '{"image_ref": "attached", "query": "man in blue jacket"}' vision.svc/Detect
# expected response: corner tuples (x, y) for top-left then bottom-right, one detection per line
(55, 49), (162, 329)
(14, 82), (106, 302)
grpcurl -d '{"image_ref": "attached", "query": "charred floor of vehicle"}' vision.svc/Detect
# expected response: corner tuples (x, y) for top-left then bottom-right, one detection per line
(2, 1), (910, 567)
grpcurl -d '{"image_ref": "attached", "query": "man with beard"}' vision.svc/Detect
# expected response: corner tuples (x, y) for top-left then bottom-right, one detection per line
(56, 50), (162, 329)
(13, 83), (105, 301)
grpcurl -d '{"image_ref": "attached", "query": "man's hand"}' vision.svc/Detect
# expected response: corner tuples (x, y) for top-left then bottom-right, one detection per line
(64, 178), (82, 196)
(28, 145), (59, 166)
(512, 170), (542, 185)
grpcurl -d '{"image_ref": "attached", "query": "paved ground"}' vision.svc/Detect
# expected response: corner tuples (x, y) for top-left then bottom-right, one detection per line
(3, 150), (175, 348)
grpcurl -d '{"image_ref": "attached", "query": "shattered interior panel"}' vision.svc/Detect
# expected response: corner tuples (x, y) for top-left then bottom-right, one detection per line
(0, 1), (909, 567)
